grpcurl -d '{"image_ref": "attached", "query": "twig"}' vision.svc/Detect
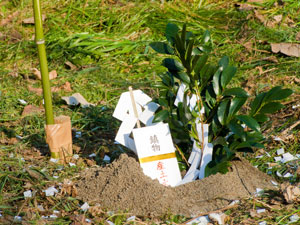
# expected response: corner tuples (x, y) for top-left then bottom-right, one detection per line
(280, 120), (300, 136)
(183, 204), (239, 224)
(129, 86), (141, 128)
(175, 144), (189, 166)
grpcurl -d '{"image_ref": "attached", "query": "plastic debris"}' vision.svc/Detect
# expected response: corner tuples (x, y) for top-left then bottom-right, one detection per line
(103, 155), (110, 163)
(127, 216), (136, 221)
(106, 221), (115, 225)
(283, 172), (293, 178)
(75, 131), (82, 138)
(50, 158), (59, 163)
(290, 214), (299, 223)
(276, 171), (283, 177)
(23, 190), (32, 198)
(69, 162), (76, 167)
(209, 212), (228, 225)
(276, 148), (285, 155)
(49, 214), (58, 219)
(258, 221), (267, 225)
(186, 215), (210, 225)
(89, 153), (96, 158)
(14, 216), (22, 222)
(62, 93), (95, 108)
(256, 208), (266, 214)
(281, 153), (297, 163)
(274, 156), (281, 162)
(271, 180), (278, 186)
(44, 186), (58, 196)
(255, 188), (264, 196)
(18, 99), (27, 105)
(229, 200), (240, 206)
(80, 202), (90, 211)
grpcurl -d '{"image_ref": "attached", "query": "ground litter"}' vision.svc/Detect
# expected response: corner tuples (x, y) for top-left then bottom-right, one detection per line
(76, 154), (275, 217)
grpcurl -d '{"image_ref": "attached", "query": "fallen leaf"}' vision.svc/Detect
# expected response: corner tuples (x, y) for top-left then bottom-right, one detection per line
(236, 3), (255, 11)
(281, 182), (300, 203)
(261, 56), (278, 63)
(254, 10), (266, 24)
(0, 11), (19, 26)
(62, 82), (72, 92)
(49, 70), (57, 80)
(22, 105), (44, 116)
(32, 68), (41, 80)
(296, 32), (300, 41)
(65, 61), (77, 70)
(273, 15), (282, 23)
(32, 68), (57, 80)
(271, 43), (300, 57)
(28, 85), (43, 95)
(23, 15), (46, 24)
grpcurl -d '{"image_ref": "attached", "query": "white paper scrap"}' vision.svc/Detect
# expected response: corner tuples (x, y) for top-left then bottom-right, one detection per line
(208, 213), (227, 225)
(69, 162), (76, 167)
(276, 171), (282, 177)
(49, 214), (58, 219)
(23, 190), (32, 198)
(274, 156), (282, 162)
(73, 154), (79, 160)
(80, 202), (90, 211)
(89, 153), (96, 157)
(276, 148), (285, 155)
(14, 216), (22, 222)
(271, 180), (278, 186)
(115, 114), (138, 153)
(186, 215), (210, 225)
(199, 143), (213, 179)
(62, 93), (95, 108)
(18, 99), (27, 105)
(132, 123), (182, 187)
(37, 205), (45, 212)
(50, 158), (59, 163)
(189, 94), (197, 111)
(53, 210), (60, 214)
(75, 131), (82, 138)
(44, 186), (58, 197)
(103, 155), (110, 162)
(258, 221), (267, 225)
(255, 188), (264, 197)
(256, 208), (266, 214)
(85, 218), (92, 223)
(127, 216), (136, 221)
(283, 172), (293, 178)
(106, 221), (115, 225)
(229, 200), (240, 206)
(290, 214), (299, 223)
(281, 153), (297, 163)
(273, 136), (283, 141)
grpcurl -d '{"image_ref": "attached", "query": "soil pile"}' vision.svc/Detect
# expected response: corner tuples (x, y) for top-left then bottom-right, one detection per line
(76, 154), (275, 217)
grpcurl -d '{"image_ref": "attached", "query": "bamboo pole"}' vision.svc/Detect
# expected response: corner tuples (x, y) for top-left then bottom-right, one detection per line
(33, 0), (54, 125)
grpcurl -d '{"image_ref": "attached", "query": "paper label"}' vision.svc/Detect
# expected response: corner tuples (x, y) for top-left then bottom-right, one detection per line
(132, 123), (182, 187)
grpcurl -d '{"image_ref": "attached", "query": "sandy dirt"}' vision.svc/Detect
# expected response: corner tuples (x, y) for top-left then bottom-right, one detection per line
(76, 154), (276, 217)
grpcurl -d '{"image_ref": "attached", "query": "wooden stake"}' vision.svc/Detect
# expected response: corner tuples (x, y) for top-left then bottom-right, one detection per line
(129, 86), (141, 128)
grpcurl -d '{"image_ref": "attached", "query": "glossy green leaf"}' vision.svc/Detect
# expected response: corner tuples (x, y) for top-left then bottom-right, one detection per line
(218, 56), (229, 69)
(223, 88), (249, 98)
(201, 30), (211, 44)
(177, 71), (190, 84)
(259, 102), (284, 114)
(236, 115), (260, 132)
(253, 113), (269, 123)
(228, 119), (245, 139)
(217, 99), (230, 125)
(158, 98), (168, 107)
(149, 42), (174, 55)
(265, 86), (293, 102)
(194, 54), (208, 75)
(205, 160), (231, 177)
(220, 65), (237, 89)
(165, 23), (179, 44)
(250, 92), (267, 116)
(228, 97), (247, 118)
(212, 69), (222, 96)
(162, 58), (184, 71)
(153, 110), (169, 123)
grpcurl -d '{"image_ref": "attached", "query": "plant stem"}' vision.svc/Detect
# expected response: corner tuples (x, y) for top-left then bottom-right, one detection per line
(33, 0), (54, 125)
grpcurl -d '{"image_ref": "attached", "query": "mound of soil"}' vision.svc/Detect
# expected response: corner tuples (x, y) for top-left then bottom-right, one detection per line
(76, 154), (275, 217)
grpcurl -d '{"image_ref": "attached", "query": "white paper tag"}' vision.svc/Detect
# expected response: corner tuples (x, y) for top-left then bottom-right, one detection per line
(115, 114), (137, 153)
(174, 83), (187, 107)
(199, 143), (213, 179)
(132, 123), (182, 187)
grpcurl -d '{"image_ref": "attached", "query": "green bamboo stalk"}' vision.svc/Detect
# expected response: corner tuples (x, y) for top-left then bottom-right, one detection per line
(33, 0), (54, 125)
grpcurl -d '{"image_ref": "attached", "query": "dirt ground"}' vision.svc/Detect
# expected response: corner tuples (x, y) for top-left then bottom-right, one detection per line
(76, 154), (276, 217)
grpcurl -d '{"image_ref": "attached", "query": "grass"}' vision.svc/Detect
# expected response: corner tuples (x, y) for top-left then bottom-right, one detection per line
(0, 0), (300, 224)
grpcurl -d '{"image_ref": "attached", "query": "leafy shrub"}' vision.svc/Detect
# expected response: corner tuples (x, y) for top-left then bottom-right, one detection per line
(150, 23), (293, 177)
